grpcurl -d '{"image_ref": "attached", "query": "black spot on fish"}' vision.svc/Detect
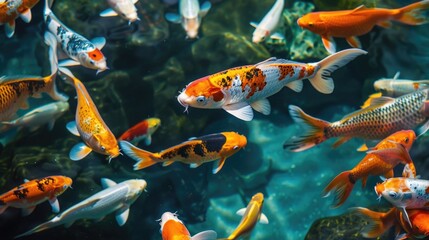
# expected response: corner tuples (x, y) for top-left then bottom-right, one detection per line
(193, 144), (205, 157)
(35, 177), (55, 192)
(198, 133), (226, 153)
(13, 188), (29, 199)
(176, 145), (191, 158)
(348, 173), (356, 184)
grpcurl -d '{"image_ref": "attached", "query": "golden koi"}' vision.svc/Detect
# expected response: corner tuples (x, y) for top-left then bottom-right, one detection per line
(0, 176), (72, 216)
(119, 132), (247, 174)
(58, 67), (120, 161)
(159, 212), (217, 240)
(0, 0), (39, 37)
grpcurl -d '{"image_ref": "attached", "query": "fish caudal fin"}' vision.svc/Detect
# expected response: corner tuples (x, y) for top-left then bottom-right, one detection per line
(119, 141), (159, 170)
(395, 0), (429, 25)
(351, 207), (396, 238)
(322, 171), (354, 208)
(15, 218), (60, 239)
(283, 105), (330, 152)
(309, 49), (367, 94)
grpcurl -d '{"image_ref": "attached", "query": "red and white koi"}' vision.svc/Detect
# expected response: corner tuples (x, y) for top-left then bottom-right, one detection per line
(44, 0), (108, 74)
(250, 0), (284, 43)
(100, 0), (140, 24)
(165, 0), (211, 38)
(160, 212), (217, 240)
(118, 117), (161, 145)
(178, 49), (366, 121)
(0, 0), (39, 38)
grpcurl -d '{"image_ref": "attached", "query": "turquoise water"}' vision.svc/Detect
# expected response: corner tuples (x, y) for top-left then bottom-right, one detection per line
(1, 0), (429, 239)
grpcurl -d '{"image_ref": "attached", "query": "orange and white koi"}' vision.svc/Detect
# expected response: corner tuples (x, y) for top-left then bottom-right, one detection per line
(0, 176), (72, 216)
(250, 0), (284, 43)
(159, 212), (217, 240)
(58, 67), (120, 161)
(178, 49), (366, 121)
(118, 117), (161, 145)
(44, 0), (108, 74)
(375, 177), (429, 227)
(354, 207), (429, 239)
(119, 132), (247, 174)
(219, 193), (268, 240)
(323, 130), (416, 208)
(100, 0), (140, 24)
(0, 31), (68, 122)
(297, 1), (429, 54)
(284, 89), (429, 152)
(0, 0), (39, 38)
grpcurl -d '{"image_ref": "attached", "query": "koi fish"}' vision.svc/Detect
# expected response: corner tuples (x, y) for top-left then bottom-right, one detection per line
(219, 193), (268, 240)
(284, 89), (429, 152)
(375, 177), (429, 227)
(118, 117), (161, 145)
(119, 132), (247, 174)
(250, 0), (284, 43)
(0, 0), (39, 37)
(159, 212), (217, 240)
(374, 72), (429, 98)
(44, 0), (108, 74)
(354, 207), (429, 239)
(100, 0), (140, 24)
(322, 130), (416, 208)
(0, 176), (72, 216)
(165, 0), (211, 38)
(0, 31), (68, 122)
(0, 101), (69, 133)
(297, 1), (429, 54)
(177, 49), (366, 121)
(58, 67), (120, 161)
(15, 178), (147, 238)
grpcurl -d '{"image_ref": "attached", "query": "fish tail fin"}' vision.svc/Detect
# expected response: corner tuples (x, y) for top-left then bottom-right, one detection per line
(119, 141), (159, 170)
(309, 49), (367, 94)
(394, 0), (429, 25)
(351, 207), (396, 238)
(283, 105), (330, 152)
(44, 31), (68, 102)
(58, 67), (78, 86)
(44, 0), (54, 21)
(322, 171), (354, 208)
(15, 219), (58, 239)
(0, 204), (8, 214)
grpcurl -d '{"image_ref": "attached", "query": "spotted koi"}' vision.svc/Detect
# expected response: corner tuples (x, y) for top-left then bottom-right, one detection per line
(0, 175), (72, 216)
(0, 0), (39, 38)
(177, 49), (366, 121)
(119, 132), (247, 174)
(159, 212), (217, 240)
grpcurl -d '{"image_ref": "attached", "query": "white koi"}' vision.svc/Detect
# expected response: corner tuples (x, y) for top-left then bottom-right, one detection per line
(100, 0), (140, 24)
(250, 0), (284, 43)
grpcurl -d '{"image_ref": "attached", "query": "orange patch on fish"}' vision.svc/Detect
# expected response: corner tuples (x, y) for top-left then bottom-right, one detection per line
(239, 68), (267, 99)
(278, 65), (295, 80)
(88, 49), (104, 61)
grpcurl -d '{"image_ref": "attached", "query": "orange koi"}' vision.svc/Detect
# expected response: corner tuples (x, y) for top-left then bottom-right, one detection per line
(159, 212), (217, 240)
(118, 117), (161, 145)
(0, 176), (72, 216)
(322, 130), (416, 208)
(297, 1), (429, 54)
(58, 67), (120, 161)
(119, 132), (247, 174)
(0, 0), (39, 38)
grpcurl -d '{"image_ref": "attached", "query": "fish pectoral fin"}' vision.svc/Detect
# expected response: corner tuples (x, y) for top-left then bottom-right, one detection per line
(250, 21), (259, 28)
(189, 163), (202, 168)
(20, 9), (32, 23)
(99, 8), (118, 17)
(416, 119), (429, 137)
(332, 137), (351, 148)
(162, 161), (175, 167)
(95, 216), (105, 222)
(236, 208), (246, 216)
(285, 81), (303, 93)
(377, 21), (392, 28)
(165, 13), (181, 24)
(64, 221), (75, 228)
(101, 178), (117, 189)
(49, 197), (60, 213)
(22, 206), (36, 216)
(115, 206), (130, 226)
(69, 142), (92, 161)
(0, 205), (7, 214)
(400, 207), (412, 228)
(47, 120), (56, 131)
(212, 157), (226, 174)
(356, 143), (368, 152)
(66, 121), (80, 136)
(270, 32), (285, 40)
(5, 20), (15, 38)
(222, 102), (254, 121)
(59, 59), (80, 67)
(259, 213), (269, 224)
(199, 1), (212, 17)
(346, 36), (362, 49)
(321, 35), (336, 54)
(191, 230), (217, 240)
(250, 99), (271, 115)
(91, 37), (107, 49)
(144, 135), (152, 145)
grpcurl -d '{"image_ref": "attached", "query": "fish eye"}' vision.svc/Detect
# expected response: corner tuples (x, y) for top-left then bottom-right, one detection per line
(233, 146), (239, 150)
(101, 146), (106, 152)
(404, 137), (409, 143)
(90, 60), (95, 65)
(308, 22), (314, 27)
(196, 96), (206, 104)
(388, 191), (399, 199)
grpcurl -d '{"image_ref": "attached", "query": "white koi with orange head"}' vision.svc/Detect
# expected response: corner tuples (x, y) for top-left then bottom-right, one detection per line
(159, 212), (217, 240)
(178, 49), (366, 121)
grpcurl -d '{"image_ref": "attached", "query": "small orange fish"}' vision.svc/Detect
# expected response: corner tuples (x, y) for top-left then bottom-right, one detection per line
(0, 0), (39, 38)
(0, 176), (72, 216)
(118, 118), (161, 145)
(297, 1), (429, 53)
(354, 207), (429, 239)
(323, 130), (416, 208)
(159, 212), (217, 240)
(58, 67), (120, 161)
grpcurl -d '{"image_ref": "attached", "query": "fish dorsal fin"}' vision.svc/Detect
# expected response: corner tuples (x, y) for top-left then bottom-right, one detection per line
(101, 178), (117, 189)
(255, 57), (300, 67)
(0, 75), (44, 85)
(340, 97), (394, 124)
(24, 179), (30, 183)
(191, 230), (217, 240)
(351, 5), (368, 13)
(361, 92), (382, 109)
(393, 72), (400, 79)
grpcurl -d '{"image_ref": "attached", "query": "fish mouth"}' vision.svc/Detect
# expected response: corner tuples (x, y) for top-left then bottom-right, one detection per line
(177, 94), (189, 113)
